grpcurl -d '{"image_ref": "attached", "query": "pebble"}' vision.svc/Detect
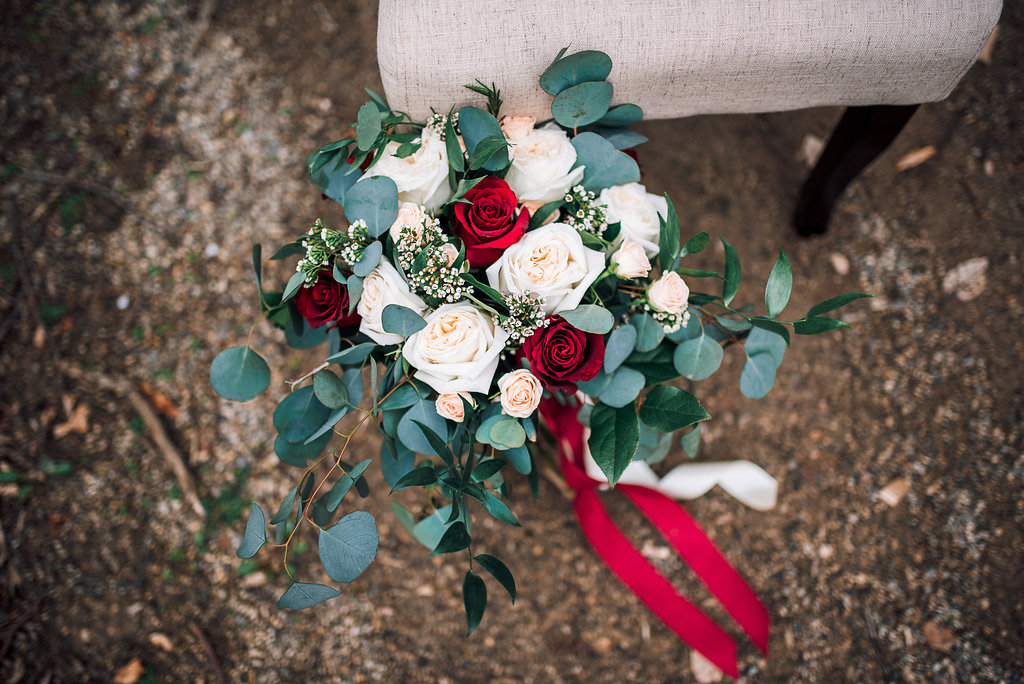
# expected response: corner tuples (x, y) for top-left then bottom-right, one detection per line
(116, 294), (130, 310)
(690, 650), (723, 683)
(942, 257), (988, 302)
(828, 252), (851, 275)
(205, 242), (220, 258)
(923, 620), (956, 651)
(877, 478), (911, 506)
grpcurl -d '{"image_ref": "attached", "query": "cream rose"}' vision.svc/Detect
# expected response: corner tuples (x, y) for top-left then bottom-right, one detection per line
(435, 392), (472, 423)
(402, 303), (510, 394)
(504, 124), (585, 204)
(501, 115), (535, 143)
(485, 222), (606, 315)
(497, 369), (543, 419)
(357, 260), (428, 345)
(647, 271), (690, 315)
(610, 238), (652, 278)
(598, 182), (668, 258)
(440, 242), (459, 268)
(388, 202), (427, 243)
(364, 128), (452, 210)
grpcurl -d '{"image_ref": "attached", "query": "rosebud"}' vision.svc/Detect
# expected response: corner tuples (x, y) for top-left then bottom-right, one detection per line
(611, 238), (652, 278)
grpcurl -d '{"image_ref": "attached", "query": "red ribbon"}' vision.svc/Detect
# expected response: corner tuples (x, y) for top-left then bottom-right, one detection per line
(538, 398), (769, 678)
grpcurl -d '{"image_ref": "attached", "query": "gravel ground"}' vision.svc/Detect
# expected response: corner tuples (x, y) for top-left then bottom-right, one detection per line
(1, 1), (1021, 682)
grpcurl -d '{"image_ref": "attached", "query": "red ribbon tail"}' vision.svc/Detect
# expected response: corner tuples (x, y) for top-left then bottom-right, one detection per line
(622, 485), (771, 655)
(573, 488), (741, 678)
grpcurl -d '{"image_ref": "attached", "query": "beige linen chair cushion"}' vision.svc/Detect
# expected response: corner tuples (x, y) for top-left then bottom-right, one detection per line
(377, 0), (1001, 121)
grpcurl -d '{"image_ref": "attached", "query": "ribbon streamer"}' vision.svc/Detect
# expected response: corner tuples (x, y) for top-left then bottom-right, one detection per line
(539, 398), (770, 678)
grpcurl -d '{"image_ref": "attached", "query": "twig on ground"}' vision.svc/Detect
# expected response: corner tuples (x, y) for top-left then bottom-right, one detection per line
(59, 363), (205, 516)
(0, 598), (41, 666)
(189, 621), (227, 684)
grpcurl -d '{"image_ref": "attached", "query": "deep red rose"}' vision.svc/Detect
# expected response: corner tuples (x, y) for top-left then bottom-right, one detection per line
(522, 316), (605, 393)
(454, 177), (529, 269)
(294, 272), (361, 331)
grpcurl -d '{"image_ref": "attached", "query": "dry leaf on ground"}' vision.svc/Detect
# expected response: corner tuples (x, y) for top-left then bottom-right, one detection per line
(877, 478), (911, 507)
(113, 657), (145, 684)
(53, 403), (90, 439)
(923, 620), (956, 651)
(138, 382), (181, 420)
(894, 146), (937, 172)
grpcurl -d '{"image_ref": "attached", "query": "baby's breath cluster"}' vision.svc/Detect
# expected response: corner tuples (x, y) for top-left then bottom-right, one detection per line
(426, 111), (458, 139)
(644, 303), (691, 334)
(562, 185), (608, 236)
(395, 214), (470, 305)
(499, 291), (548, 344)
(296, 218), (371, 285)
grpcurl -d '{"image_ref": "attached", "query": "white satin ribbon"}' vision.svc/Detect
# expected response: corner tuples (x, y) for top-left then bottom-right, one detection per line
(582, 442), (778, 511)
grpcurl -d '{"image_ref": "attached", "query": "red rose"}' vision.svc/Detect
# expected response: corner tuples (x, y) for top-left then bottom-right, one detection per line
(522, 316), (605, 393)
(294, 272), (361, 331)
(454, 177), (529, 269)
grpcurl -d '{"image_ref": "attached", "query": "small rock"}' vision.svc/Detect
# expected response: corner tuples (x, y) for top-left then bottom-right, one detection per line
(983, 159), (995, 177)
(116, 295), (130, 310)
(640, 540), (672, 561)
(690, 650), (723, 683)
(798, 134), (824, 168)
(818, 544), (835, 559)
(923, 620), (956, 651)
(148, 632), (174, 652)
(414, 584), (434, 597)
(204, 242), (220, 258)
(221, 108), (239, 126)
(241, 571), (267, 588)
(942, 257), (988, 302)
(877, 478), (911, 506)
(828, 252), (850, 276)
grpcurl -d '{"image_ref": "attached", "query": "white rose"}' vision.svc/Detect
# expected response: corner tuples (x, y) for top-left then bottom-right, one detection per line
(435, 392), (472, 423)
(486, 222), (606, 315)
(440, 242), (459, 267)
(364, 128), (452, 211)
(501, 115), (535, 143)
(504, 123), (585, 204)
(647, 271), (690, 315)
(497, 369), (543, 419)
(388, 202), (427, 243)
(611, 238), (652, 278)
(598, 182), (668, 258)
(357, 259), (427, 345)
(402, 303), (510, 394)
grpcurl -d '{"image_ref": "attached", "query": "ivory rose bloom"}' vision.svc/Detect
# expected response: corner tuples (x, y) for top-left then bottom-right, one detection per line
(610, 238), (651, 278)
(364, 128), (452, 210)
(504, 124), (585, 204)
(402, 303), (510, 394)
(647, 271), (690, 315)
(597, 182), (668, 258)
(435, 392), (472, 423)
(357, 260), (427, 345)
(388, 202), (427, 243)
(485, 222), (606, 315)
(497, 369), (543, 419)
(501, 115), (535, 143)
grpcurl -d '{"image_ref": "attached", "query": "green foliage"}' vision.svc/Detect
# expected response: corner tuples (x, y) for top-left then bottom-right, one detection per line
(765, 250), (792, 319)
(638, 386), (709, 433)
(344, 176), (399, 238)
(552, 81), (613, 128)
(559, 304), (614, 334)
(597, 103), (643, 127)
(381, 304), (427, 337)
(313, 369), (349, 409)
(673, 333), (724, 381)
(273, 387), (331, 443)
(236, 503), (266, 558)
(740, 352), (777, 399)
(603, 325), (637, 374)
(458, 107), (509, 173)
(658, 195), (681, 270)
(463, 571), (487, 635)
(318, 511), (378, 582)
(721, 238), (741, 306)
(571, 132), (641, 191)
(540, 49), (612, 95)
(598, 367), (645, 408)
(588, 401), (639, 486)
(210, 346), (270, 401)
(279, 582), (341, 610)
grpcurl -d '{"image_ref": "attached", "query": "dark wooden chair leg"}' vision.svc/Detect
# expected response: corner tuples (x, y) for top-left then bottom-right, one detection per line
(793, 104), (920, 236)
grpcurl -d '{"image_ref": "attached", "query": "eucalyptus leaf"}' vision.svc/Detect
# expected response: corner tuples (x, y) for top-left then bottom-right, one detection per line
(458, 107), (507, 173)
(380, 438), (415, 487)
(302, 406), (350, 445)
(673, 333), (724, 381)
(397, 399), (447, 455)
(571, 132), (640, 192)
(274, 431), (331, 466)
(236, 503), (266, 558)
(740, 352), (777, 399)
(278, 582), (341, 610)
(344, 176), (399, 238)
(559, 304), (614, 334)
(281, 270), (305, 303)
(490, 417), (526, 450)
(631, 313), (664, 352)
(503, 445), (531, 474)
(765, 249), (792, 319)
(745, 326), (787, 366)
(273, 386), (331, 443)
(540, 50), (612, 95)
(381, 304), (426, 337)
(604, 325), (637, 374)
(326, 342), (376, 366)
(313, 369), (350, 409)
(318, 511), (378, 582)
(597, 367), (646, 408)
(596, 103), (643, 127)
(356, 102), (381, 151)
(552, 81), (613, 129)
(721, 238), (741, 306)
(658, 194), (680, 269)
(210, 346), (271, 401)
(431, 521), (471, 556)
(681, 424), (701, 458)
(352, 240), (383, 277)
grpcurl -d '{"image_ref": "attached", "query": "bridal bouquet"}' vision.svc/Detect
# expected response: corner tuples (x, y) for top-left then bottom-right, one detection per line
(211, 49), (867, 635)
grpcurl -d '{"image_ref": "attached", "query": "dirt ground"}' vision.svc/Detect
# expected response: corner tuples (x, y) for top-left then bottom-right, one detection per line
(1, 1), (1021, 682)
